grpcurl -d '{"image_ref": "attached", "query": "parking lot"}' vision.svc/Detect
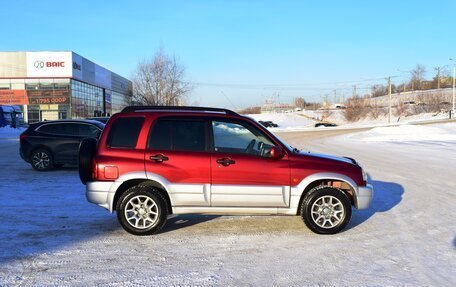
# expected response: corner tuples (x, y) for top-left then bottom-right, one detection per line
(0, 128), (455, 286)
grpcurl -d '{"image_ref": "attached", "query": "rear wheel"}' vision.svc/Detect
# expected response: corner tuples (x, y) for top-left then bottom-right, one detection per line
(301, 186), (352, 234)
(116, 186), (168, 236)
(31, 149), (54, 171)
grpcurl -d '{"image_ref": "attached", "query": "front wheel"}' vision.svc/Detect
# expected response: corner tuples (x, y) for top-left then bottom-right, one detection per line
(116, 186), (168, 235)
(301, 186), (352, 234)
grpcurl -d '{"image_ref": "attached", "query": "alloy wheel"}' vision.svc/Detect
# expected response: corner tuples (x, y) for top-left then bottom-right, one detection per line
(310, 195), (345, 228)
(32, 152), (50, 170)
(124, 195), (159, 229)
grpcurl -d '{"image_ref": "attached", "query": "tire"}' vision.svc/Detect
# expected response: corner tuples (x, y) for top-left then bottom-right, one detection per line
(116, 185), (168, 236)
(78, 137), (97, 185)
(300, 186), (352, 234)
(30, 148), (54, 171)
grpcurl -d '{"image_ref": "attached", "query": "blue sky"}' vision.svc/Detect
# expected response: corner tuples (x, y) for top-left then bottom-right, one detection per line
(1, 0), (455, 108)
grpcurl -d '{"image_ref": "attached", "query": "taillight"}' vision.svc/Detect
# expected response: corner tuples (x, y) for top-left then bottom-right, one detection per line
(19, 133), (28, 142)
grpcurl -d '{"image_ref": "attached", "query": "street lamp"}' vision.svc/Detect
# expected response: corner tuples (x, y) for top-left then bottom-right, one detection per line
(450, 58), (456, 115)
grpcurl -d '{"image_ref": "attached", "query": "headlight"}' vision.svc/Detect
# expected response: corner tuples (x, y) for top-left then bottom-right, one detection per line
(362, 168), (368, 182)
(357, 161), (368, 182)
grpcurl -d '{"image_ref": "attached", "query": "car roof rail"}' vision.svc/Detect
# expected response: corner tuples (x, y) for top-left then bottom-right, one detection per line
(121, 106), (239, 116)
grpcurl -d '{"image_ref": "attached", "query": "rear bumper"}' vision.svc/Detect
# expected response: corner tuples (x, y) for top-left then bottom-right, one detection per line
(19, 147), (28, 162)
(86, 181), (114, 211)
(354, 184), (373, 210)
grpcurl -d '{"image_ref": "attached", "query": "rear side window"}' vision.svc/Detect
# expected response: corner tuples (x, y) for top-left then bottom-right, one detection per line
(107, 117), (145, 148)
(38, 123), (65, 135)
(148, 119), (207, 152)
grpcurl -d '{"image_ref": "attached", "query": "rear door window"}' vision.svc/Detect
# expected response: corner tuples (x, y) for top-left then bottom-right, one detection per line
(107, 117), (145, 148)
(77, 124), (100, 137)
(61, 124), (78, 136)
(148, 120), (172, 150)
(148, 119), (207, 152)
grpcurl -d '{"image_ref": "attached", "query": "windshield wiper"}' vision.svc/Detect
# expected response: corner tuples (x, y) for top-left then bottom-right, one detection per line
(290, 146), (300, 153)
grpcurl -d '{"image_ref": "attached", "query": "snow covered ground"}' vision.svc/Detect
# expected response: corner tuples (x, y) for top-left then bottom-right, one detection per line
(247, 110), (454, 132)
(346, 122), (456, 142)
(0, 126), (25, 137)
(306, 109), (451, 127)
(0, 124), (455, 286)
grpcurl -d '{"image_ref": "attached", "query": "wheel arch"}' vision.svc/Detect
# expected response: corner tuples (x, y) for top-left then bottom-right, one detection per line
(295, 173), (358, 215)
(112, 179), (173, 214)
(29, 145), (54, 161)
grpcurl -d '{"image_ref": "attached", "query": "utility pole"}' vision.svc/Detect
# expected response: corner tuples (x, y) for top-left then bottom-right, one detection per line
(333, 89), (337, 103)
(403, 80), (406, 93)
(352, 85), (357, 98)
(435, 66), (440, 89)
(388, 77), (392, 123)
(453, 65), (456, 115)
(450, 58), (456, 117)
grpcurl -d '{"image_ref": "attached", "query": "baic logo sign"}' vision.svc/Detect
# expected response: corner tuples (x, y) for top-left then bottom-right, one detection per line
(34, 61), (44, 69)
(34, 60), (65, 69)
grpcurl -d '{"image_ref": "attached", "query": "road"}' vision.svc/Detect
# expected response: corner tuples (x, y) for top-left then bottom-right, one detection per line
(0, 127), (454, 286)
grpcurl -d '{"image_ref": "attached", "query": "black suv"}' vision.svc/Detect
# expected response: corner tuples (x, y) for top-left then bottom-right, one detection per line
(20, 120), (104, 171)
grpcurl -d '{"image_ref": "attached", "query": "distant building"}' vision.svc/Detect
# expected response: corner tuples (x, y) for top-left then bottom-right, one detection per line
(0, 51), (132, 123)
(261, 98), (293, 113)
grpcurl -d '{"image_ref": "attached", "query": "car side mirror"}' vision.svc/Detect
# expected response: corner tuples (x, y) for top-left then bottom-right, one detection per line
(270, 146), (284, 159)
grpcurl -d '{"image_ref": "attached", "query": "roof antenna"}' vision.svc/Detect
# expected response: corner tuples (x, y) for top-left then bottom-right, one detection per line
(220, 91), (237, 111)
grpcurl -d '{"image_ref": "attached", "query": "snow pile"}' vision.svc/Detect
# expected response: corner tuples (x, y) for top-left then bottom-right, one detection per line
(0, 125), (25, 137)
(246, 113), (315, 131)
(347, 123), (456, 142)
(214, 122), (249, 134)
(306, 109), (451, 127)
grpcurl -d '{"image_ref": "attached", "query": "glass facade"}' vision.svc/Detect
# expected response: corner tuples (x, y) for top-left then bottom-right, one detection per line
(0, 78), (132, 123)
(71, 80), (104, 119)
(0, 51), (133, 124)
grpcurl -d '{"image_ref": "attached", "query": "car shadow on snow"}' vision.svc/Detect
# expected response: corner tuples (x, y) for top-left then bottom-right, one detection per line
(346, 178), (404, 230)
(0, 214), (221, 266)
(0, 215), (121, 266)
(160, 214), (221, 233)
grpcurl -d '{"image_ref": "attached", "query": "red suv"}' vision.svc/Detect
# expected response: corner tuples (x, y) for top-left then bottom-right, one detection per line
(79, 106), (373, 235)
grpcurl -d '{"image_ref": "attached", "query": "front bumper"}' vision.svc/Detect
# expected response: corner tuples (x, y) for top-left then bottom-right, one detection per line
(354, 184), (373, 210)
(86, 181), (114, 211)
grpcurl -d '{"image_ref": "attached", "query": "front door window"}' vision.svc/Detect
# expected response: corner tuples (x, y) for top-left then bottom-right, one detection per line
(212, 121), (275, 157)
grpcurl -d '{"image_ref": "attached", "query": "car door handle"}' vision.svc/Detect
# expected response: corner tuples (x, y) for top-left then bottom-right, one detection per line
(216, 157), (235, 166)
(150, 154), (169, 163)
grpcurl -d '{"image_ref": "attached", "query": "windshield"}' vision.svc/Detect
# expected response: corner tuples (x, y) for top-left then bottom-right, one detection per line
(247, 116), (300, 153)
(274, 135), (301, 153)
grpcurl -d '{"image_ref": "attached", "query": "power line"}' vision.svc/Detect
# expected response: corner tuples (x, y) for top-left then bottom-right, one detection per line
(192, 77), (389, 88)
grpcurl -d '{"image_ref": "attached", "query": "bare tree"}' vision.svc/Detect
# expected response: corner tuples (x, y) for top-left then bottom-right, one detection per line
(371, 84), (388, 97)
(343, 96), (369, 121)
(410, 64), (426, 90)
(132, 48), (191, 106)
(238, 106), (261, 114)
(369, 102), (383, 119)
(294, 97), (306, 109)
